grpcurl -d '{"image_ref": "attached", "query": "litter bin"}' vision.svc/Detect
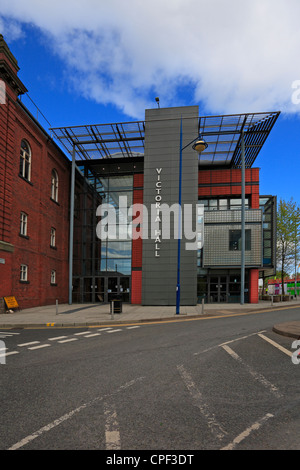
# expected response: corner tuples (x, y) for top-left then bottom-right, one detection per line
(110, 298), (122, 314)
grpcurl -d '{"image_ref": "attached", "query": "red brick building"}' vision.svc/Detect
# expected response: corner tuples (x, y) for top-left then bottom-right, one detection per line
(0, 35), (70, 310)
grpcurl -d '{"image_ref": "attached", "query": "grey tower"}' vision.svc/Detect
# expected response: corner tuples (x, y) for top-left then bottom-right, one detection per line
(141, 106), (199, 305)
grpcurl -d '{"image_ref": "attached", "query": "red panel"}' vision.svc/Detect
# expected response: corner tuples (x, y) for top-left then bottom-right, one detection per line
(133, 189), (143, 204)
(231, 170), (241, 183)
(198, 187), (210, 197)
(131, 270), (142, 304)
(249, 269), (259, 303)
(133, 173), (144, 188)
(132, 237), (143, 268)
(199, 170), (211, 184)
(251, 193), (259, 209)
(251, 168), (259, 182)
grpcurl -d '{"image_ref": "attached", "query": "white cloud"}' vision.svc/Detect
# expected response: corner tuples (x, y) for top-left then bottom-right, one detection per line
(1, 0), (300, 118)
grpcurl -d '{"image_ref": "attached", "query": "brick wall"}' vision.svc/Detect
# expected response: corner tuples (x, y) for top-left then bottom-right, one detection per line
(8, 110), (70, 308)
(0, 41), (70, 308)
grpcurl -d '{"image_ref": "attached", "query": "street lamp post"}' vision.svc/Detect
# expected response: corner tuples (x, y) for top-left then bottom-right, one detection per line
(240, 130), (245, 305)
(176, 117), (208, 315)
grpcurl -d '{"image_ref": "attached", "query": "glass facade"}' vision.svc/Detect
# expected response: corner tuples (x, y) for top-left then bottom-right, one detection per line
(72, 160), (140, 303)
(259, 196), (276, 267)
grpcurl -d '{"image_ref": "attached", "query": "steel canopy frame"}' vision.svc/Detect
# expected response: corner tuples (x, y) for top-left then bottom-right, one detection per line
(51, 110), (280, 168)
(197, 111), (280, 167)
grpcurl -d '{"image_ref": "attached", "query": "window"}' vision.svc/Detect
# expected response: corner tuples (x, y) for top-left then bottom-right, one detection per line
(229, 229), (251, 251)
(51, 270), (56, 285)
(20, 212), (28, 236)
(51, 169), (59, 202)
(19, 140), (31, 181)
(20, 264), (28, 282)
(50, 227), (56, 248)
(198, 198), (250, 211)
(229, 198), (249, 210)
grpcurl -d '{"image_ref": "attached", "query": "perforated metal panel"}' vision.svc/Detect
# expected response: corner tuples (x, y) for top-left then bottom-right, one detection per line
(203, 210), (262, 267)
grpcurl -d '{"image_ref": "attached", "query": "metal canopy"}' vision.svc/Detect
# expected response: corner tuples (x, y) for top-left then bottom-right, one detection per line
(198, 111), (280, 167)
(50, 110), (280, 168)
(51, 121), (146, 160)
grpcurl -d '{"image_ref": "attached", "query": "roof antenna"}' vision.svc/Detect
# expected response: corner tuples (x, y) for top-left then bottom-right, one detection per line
(155, 97), (160, 108)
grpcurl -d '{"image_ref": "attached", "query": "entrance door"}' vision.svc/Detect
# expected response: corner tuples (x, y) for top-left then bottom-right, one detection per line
(209, 276), (227, 302)
(80, 276), (131, 303)
(83, 277), (105, 303)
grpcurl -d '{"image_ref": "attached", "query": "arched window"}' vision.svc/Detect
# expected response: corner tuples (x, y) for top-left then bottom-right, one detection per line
(19, 140), (31, 181)
(51, 169), (59, 202)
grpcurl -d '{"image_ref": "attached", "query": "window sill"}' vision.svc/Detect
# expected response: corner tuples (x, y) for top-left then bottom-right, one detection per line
(19, 280), (30, 284)
(50, 197), (60, 206)
(19, 233), (29, 240)
(18, 174), (33, 186)
(50, 283), (57, 287)
(50, 245), (57, 250)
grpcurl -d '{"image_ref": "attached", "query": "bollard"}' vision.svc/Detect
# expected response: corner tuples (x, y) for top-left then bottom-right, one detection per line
(202, 298), (204, 314)
(56, 299), (58, 315)
(271, 295), (273, 306)
(111, 301), (114, 320)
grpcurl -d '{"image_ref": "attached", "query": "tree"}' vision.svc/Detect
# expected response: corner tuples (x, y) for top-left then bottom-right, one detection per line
(276, 198), (300, 298)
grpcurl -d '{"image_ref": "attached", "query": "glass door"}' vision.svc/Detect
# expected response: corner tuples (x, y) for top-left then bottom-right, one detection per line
(83, 277), (105, 302)
(209, 275), (227, 302)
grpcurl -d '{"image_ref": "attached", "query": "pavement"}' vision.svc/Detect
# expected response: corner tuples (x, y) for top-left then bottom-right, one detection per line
(0, 299), (300, 338)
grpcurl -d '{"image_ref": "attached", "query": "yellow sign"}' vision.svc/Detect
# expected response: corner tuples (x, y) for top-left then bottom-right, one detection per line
(4, 296), (19, 309)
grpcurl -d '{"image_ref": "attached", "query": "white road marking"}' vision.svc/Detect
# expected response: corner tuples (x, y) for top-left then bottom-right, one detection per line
(74, 331), (91, 336)
(0, 332), (20, 336)
(28, 344), (51, 350)
(8, 376), (145, 450)
(221, 413), (274, 450)
(97, 328), (113, 331)
(107, 329), (122, 333)
(104, 401), (121, 450)
(84, 333), (101, 338)
(0, 351), (19, 357)
(48, 336), (68, 341)
(58, 338), (78, 343)
(18, 341), (40, 347)
(194, 331), (267, 356)
(177, 364), (227, 440)
(258, 333), (292, 357)
(126, 326), (140, 329)
(222, 344), (282, 398)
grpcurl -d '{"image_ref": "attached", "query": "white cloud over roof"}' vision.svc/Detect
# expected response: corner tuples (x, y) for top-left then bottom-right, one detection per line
(1, 0), (300, 118)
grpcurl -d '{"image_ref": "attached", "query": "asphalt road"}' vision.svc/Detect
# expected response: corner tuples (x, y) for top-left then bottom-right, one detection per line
(1, 307), (300, 452)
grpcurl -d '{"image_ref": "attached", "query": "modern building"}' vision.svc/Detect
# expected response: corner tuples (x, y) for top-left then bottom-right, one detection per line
(0, 35), (280, 310)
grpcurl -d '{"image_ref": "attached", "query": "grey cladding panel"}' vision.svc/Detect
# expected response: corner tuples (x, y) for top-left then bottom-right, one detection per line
(142, 106), (199, 306)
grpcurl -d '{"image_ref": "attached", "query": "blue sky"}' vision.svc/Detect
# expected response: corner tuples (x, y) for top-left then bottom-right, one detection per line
(1, 1), (300, 204)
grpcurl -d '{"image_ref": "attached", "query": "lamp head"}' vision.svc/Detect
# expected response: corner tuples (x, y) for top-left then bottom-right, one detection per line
(192, 136), (208, 153)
